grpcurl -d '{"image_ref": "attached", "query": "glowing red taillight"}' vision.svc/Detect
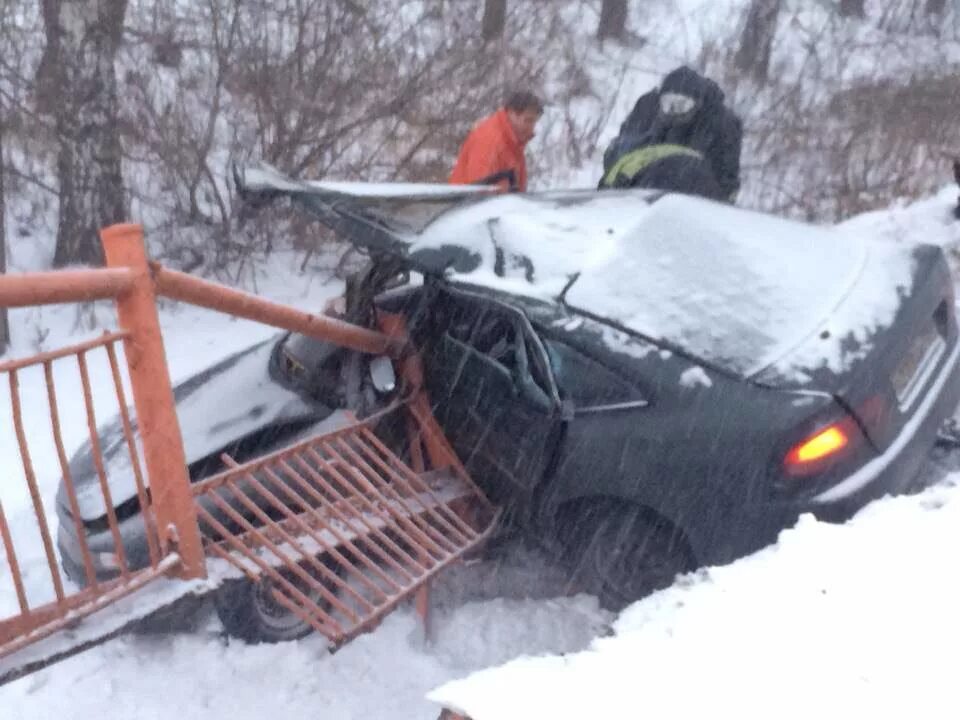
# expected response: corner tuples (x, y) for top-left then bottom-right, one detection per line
(784, 422), (851, 475)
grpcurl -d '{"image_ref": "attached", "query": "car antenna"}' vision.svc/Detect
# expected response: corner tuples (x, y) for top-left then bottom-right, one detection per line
(557, 272), (580, 304)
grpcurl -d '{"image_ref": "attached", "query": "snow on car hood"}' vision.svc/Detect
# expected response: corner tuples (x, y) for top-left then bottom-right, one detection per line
(239, 164), (916, 380)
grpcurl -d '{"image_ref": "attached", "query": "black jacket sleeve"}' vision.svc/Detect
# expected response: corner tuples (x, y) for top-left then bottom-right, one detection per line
(603, 90), (660, 172)
(711, 110), (743, 200)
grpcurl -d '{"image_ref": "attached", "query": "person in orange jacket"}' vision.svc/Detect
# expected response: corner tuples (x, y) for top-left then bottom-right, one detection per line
(449, 90), (544, 192)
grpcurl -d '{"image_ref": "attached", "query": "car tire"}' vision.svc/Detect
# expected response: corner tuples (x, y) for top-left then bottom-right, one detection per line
(214, 563), (341, 644)
(559, 501), (694, 611)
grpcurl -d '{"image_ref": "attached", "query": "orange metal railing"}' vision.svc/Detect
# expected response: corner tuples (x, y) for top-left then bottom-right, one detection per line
(0, 306), (183, 659)
(194, 402), (495, 646)
(0, 223), (496, 669)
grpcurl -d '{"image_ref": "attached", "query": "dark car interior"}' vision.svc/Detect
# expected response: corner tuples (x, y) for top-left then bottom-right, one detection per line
(391, 284), (563, 506)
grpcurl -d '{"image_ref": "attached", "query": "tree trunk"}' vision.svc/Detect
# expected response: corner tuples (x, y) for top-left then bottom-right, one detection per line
(839, 0), (866, 18)
(481, 0), (506, 41)
(735, 0), (782, 83)
(597, 0), (629, 41)
(42, 0), (128, 268)
(0, 114), (8, 353)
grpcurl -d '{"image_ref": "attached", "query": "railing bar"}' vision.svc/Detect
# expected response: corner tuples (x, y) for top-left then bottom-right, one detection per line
(349, 434), (469, 549)
(104, 342), (160, 568)
(309, 443), (433, 573)
(336, 506), (502, 648)
(220, 476), (377, 613)
(43, 360), (100, 590)
(273, 458), (409, 590)
(301, 447), (434, 576)
(195, 503), (348, 637)
(405, 414), (426, 473)
(356, 430), (476, 543)
(407, 401), (496, 512)
(152, 263), (405, 358)
(9, 369), (67, 605)
(0, 331), (129, 374)
(303, 446), (434, 572)
(76, 352), (130, 579)
(361, 426), (478, 539)
(190, 401), (408, 496)
(0, 499), (30, 617)
(0, 553), (181, 662)
(203, 491), (359, 625)
(205, 541), (259, 583)
(0, 269), (135, 311)
(270, 586), (340, 640)
(288, 453), (426, 580)
(318, 441), (447, 561)
(331, 438), (455, 556)
(251, 461), (398, 598)
(318, 439), (432, 548)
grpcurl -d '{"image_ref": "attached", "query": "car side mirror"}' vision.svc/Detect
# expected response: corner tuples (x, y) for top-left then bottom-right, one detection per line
(369, 356), (396, 394)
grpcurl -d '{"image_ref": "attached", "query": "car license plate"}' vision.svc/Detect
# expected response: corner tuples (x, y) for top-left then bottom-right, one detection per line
(892, 322), (945, 409)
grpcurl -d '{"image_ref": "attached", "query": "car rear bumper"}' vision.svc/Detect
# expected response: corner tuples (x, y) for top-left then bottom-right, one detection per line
(809, 336), (960, 514)
(703, 339), (960, 567)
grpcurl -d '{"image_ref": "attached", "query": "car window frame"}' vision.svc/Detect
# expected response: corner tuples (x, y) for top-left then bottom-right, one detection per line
(540, 334), (649, 414)
(439, 288), (560, 410)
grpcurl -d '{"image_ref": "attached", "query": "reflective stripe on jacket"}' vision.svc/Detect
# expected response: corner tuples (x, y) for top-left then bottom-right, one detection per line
(600, 143), (703, 188)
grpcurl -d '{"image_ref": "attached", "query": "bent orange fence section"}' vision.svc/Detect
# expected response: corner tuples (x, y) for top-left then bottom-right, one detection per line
(0, 284), (189, 661)
(0, 223), (496, 673)
(194, 403), (495, 647)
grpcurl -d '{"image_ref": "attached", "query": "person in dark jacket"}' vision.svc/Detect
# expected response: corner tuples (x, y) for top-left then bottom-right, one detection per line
(600, 66), (742, 202)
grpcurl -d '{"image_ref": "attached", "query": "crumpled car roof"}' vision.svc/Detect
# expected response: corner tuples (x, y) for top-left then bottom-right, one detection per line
(238, 163), (916, 379)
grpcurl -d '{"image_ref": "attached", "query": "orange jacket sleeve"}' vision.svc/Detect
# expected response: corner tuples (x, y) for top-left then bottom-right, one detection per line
(449, 110), (525, 191)
(449, 126), (504, 187)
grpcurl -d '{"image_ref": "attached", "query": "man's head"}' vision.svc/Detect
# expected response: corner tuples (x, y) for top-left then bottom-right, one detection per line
(504, 90), (544, 146)
(658, 66), (713, 123)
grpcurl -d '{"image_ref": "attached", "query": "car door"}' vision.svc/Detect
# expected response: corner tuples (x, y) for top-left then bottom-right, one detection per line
(423, 292), (562, 506)
(539, 336), (656, 510)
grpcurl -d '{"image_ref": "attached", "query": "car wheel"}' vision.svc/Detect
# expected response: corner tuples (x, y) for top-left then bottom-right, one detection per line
(559, 502), (694, 611)
(214, 563), (341, 644)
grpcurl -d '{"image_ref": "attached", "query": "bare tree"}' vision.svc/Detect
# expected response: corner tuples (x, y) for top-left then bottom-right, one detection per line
(482, 0), (506, 41)
(839, 0), (866, 18)
(598, 0), (629, 41)
(0, 115), (8, 353)
(926, 0), (947, 14)
(41, 0), (128, 267)
(735, 0), (782, 83)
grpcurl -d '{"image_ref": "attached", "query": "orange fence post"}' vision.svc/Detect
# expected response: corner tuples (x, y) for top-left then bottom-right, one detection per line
(100, 224), (206, 580)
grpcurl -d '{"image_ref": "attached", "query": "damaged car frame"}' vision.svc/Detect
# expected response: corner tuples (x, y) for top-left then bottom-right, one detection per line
(57, 163), (960, 633)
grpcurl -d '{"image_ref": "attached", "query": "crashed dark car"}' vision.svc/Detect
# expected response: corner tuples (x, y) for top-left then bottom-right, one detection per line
(58, 163), (960, 625)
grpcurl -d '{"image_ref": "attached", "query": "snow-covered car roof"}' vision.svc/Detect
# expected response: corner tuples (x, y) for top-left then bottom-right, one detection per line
(238, 163), (916, 379)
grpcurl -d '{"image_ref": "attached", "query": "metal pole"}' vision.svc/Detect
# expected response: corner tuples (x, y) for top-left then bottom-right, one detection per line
(0, 269), (136, 307)
(151, 264), (404, 358)
(100, 223), (206, 579)
(0, 116), (8, 352)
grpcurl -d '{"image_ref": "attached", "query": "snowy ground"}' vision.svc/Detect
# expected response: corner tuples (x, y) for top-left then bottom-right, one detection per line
(3, 190), (960, 718)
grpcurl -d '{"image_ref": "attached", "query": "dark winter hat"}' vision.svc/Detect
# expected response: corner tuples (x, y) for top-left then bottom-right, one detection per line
(662, 65), (726, 109)
(660, 66), (708, 99)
